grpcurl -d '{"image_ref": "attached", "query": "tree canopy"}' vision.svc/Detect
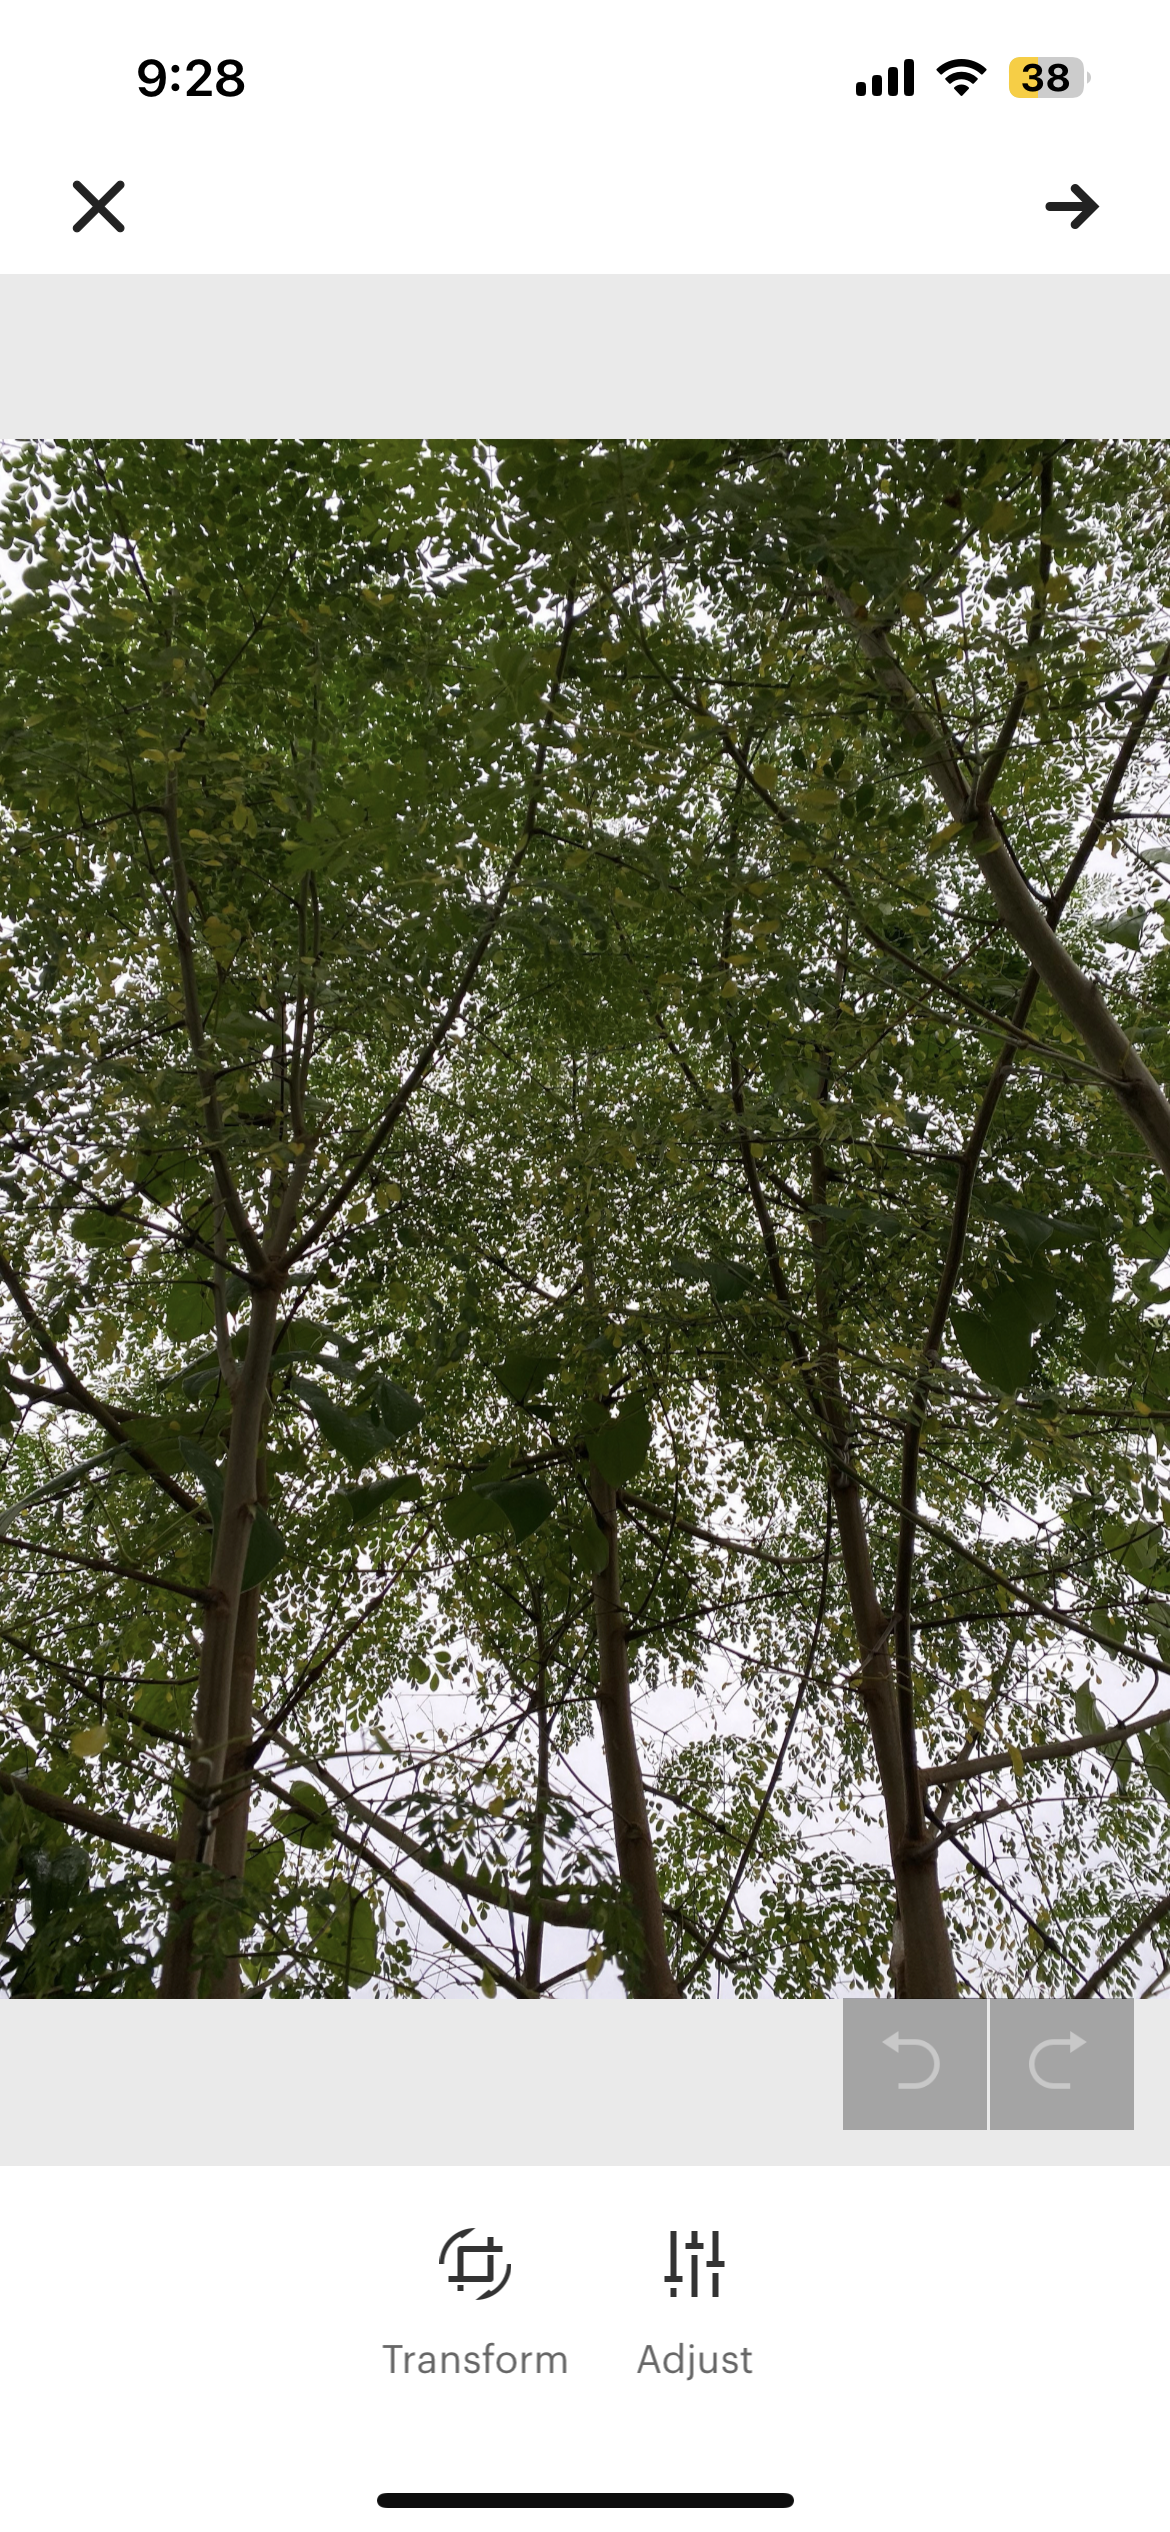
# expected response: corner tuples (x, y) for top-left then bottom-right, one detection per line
(2, 435), (1170, 2002)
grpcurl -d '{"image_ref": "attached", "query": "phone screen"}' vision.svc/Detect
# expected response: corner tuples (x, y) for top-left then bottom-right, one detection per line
(1, 10), (1167, 2528)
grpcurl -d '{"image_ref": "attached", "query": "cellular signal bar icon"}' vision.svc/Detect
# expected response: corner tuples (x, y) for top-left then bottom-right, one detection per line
(855, 58), (915, 97)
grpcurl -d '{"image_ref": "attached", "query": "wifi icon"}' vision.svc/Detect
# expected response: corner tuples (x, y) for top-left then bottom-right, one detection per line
(937, 57), (987, 94)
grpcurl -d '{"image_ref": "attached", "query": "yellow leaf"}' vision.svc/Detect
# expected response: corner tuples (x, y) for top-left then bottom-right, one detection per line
(203, 915), (241, 960)
(585, 1951), (605, 1982)
(71, 1725), (109, 1759)
(481, 1971), (498, 1999)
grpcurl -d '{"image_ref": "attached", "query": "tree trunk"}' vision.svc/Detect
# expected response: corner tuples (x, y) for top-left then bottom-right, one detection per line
(588, 1466), (679, 1998)
(522, 1664), (550, 1996)
(159, 1287), (281, 1998)
(841, 602), (1170, 1186)
(202, 1585), (260, 2000)
(830, 1469), (958, 1998)
(807, 1143), (958, 1997)
(968, 803), (1170, 1182)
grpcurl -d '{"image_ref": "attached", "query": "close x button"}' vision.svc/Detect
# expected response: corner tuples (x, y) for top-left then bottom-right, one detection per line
(73, 179), (125, 233)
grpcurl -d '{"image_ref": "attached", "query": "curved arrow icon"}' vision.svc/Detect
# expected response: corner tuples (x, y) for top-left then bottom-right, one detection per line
(1045, 183), (1098, 229)
(1029, 2032), (1086, 2090)
(883, 2032), (940, 2089)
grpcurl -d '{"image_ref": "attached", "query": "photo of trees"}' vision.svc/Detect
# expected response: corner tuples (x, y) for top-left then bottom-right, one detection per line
(2, 437), (1169, 2001)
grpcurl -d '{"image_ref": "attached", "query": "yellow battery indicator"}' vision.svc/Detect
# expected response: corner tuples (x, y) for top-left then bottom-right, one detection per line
(1009, 56), (1085, 95)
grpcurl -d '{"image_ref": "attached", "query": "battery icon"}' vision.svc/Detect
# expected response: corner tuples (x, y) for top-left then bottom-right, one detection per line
(1009, 57), (1086, 96)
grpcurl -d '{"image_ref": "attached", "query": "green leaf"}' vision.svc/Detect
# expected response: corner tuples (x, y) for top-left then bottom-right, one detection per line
(0, 1447), (119, 1536)
(131, 1145), (179, 1203)
(952, 1300), (1036, 1393)
(272, 1320), (359, 1367)
(567, 1512), (610, 1574)
(680, 1253), (756, 1303)
(1011, 1265), (1059, 1331)
(270, 1780), (335, 1850)
(241, 1507), (285, 1590)
(25, 1843), (88, 1927)
(1140, 1723), (1170, 1804)
(290, 1377), (385, 1469)
(308, 1886), (378, 1989)
(481, 1475), (555, 1542)
(0, 1796), (24, 1899)
(371, 1376), (424, 1437)
(1073, 1686), (1131, 1783)
(181, 1443), (224, 1526)
(1074, 1685), (1103, 1739)
(586, 1397), (653, 1486)
(1097, 913), (1144, 950)
(958, 1268), (1058, 1383)
(341, 1474), (425, 1526)
(497, 1347), (561, 1408)
(176, 1352), (221, 1401)
(71, 1204), (140, 1250)
(981, 1203), (1056, 1255)
(1079, 1311), (1116, 1375)
(243, 1834), (285, 1895)
(133, 1676), (191, 1734)
(164, 1279), (216, 1341)
(443, 1488), (512, 1542)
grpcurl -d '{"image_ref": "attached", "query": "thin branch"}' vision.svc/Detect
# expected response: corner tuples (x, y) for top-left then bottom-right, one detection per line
(923, 1700), (1170, 1791)
(0, 1768), (176, 1863)
(0, 1530), (216, 1604)
(1079, 1891), (1170, 1997)
(0, 1248), (205, 1521)
(261, 1732), (603, 1931)
(678, 1487), (833, 1992)
(161, 773), (268, 1277)
(248, 1769), (529, 1997)
(619, 1493), (818, 1576)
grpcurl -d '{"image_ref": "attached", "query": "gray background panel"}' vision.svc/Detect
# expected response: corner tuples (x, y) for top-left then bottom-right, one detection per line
(2, 275), (1170, 435)
(0, 1999), (1165, 2164)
